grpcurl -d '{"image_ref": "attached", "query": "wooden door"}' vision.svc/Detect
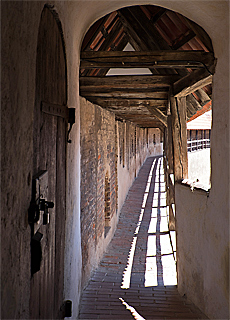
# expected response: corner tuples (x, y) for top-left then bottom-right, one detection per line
(30, 6), (67, 319)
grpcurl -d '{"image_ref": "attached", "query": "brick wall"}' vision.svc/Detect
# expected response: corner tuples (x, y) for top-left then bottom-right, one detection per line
(80, 97), (163, 288)
(80, 97), (116, 287)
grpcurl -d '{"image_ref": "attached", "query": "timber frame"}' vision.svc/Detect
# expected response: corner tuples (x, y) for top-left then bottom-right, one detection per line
(80, 5), (215, 190)
(80, 5), (215, 129)
(79, 5), (216, 229)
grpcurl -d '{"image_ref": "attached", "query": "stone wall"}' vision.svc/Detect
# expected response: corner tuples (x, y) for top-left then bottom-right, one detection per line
(80, 97), (117, 288)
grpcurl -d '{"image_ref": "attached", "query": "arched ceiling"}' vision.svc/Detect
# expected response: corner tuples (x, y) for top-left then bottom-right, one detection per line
(79, 5), (215, 129)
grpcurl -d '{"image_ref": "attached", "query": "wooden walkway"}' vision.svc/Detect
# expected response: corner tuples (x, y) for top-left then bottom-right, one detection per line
(78, 156), (208, 320)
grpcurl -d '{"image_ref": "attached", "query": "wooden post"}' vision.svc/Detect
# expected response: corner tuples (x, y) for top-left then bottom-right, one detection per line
(171, 96), (188, 181)
(167, 115), (174, 174)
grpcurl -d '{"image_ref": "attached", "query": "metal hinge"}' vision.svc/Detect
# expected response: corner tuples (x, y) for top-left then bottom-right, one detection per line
(41, 101), (75, 143)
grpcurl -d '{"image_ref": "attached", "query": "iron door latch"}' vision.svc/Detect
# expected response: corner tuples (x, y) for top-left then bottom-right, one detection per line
(28, 170), (54, 231)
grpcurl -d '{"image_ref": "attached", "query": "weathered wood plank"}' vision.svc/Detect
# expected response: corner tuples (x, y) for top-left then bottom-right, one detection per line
(185, 17), (213, 52)
(149, 7), (167, 24)
(194, 88), (211, 106)
(116, 115), (164, 128)
(85, 97), (167, 108)
(81, 91), (168, 99)
(85, 96), (167, 102)
(81, 86), (169, 94)
(173, 69), (214, 97)
(186, 99), (197, 118)
(127, 6), (171, 50)
(117, 9), (149, 51)
(81, 16), (109, 51)
(80, 74), (181, 88)
(80, 50), (215, 62)
(171, 29), (196, 50)
(119, 7), (159, 50)
(99, 20), (123, 51)
(80, 50), (215, 69)
(186, 94), (202, 111)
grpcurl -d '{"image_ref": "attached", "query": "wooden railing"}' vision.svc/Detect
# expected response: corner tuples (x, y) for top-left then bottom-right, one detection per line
(187, 139), (210, 152)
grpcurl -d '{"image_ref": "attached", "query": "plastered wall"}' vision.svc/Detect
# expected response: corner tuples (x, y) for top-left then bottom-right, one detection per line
(175, 183), (229, 318)
(1, 1), (229, 319)
(188, 149), (211, 187)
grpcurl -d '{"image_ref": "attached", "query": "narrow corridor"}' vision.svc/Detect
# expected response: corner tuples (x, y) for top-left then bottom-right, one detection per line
(78, 156), (208, 320)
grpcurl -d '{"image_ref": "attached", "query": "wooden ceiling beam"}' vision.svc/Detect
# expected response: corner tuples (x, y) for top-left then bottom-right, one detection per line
(85, 96), (167, 102)
(173, 68), (214, 97)
(82, 92), (168, 99)
(83, 97), (167, 109)
(80, 87), (169, 94)
(80, 74), (180, 88)
(80, 50), (215, 69)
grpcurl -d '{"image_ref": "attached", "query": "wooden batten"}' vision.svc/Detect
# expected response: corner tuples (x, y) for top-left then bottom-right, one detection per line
(170, 96), (188, 181)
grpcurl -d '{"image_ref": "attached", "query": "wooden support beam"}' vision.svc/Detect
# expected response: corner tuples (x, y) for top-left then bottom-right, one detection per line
(149, 7), (167, 24)
(80, 50), (215, 69)
(186, 100), (197, 119)
(146, 106), (168, 127)
(186, 94), (203, 111)
(81, 91), (168, 99)
(171, 96), (188, 181)
(85, 97), (167, 108)
(80, 74), (180, 88)
(126, 6), (171, 50)
(85, 96), (167, 104)
(168, 204), (176, 231)
(167, 115), (174, 174)
(194, 88), (211, 106)
(171, 29), (196, 50)
(184, 17), (213, 52)
(173, 68), (214, 97)
(117, 8), (149, 51)
(98, 20), (123, 51)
